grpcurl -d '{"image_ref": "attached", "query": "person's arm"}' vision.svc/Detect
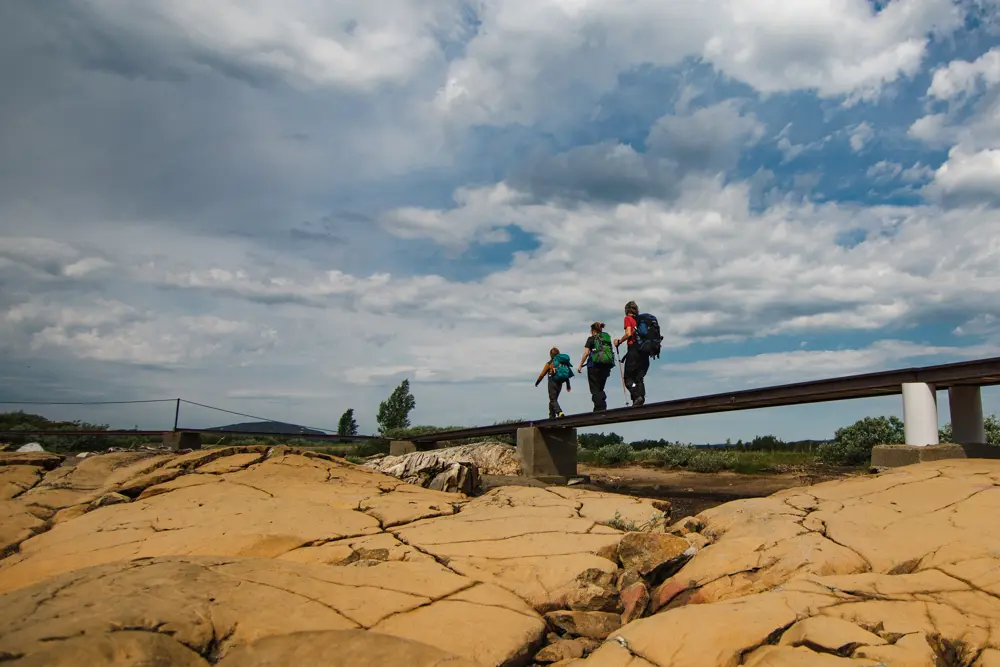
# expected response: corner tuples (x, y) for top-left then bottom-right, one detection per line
(615, 326), (634, 347)
(578, 347), (590, 373)
(535, 362), (552, 386)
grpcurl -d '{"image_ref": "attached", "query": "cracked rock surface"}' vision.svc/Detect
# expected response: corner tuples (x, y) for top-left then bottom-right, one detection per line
(8, 450), (1000, 666)
(568, 458), (1000, 666)
(0, 445), (663, 666)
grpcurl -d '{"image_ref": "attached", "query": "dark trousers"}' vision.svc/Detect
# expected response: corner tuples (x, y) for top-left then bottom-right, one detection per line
(623, 348), (650, 404)
(548, 375), (568, 418)
(587, 364), (612, 411)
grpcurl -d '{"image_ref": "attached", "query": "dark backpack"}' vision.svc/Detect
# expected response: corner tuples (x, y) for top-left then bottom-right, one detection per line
(552, 353), (574, 379)
(634, 313), (663, 359)
(590, 332), (614, 366)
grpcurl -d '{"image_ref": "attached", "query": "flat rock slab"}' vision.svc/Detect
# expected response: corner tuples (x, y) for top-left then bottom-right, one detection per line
(0, 452), (64, 470)
(0, 445), (677, 665)
(0, 556), (542, 666)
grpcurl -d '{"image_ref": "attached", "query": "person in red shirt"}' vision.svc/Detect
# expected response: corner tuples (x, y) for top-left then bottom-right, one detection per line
(614, 300), (648, 406)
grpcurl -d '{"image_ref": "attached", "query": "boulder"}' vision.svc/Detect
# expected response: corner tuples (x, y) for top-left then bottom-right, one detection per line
(0, 452), (64, 470)
(616, 532), (694, 577)
(566, 582), (622, 613)
(545, 611), (622, 640)
(620, 581), (649, 624)
(535, 639), (587, 663)
(15, 442), (44, 453)
(365, 451), (479, 495)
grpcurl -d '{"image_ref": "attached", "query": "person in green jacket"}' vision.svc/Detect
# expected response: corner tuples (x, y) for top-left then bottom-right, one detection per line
(577, 321), (615, 411)
(535, 347), (573, 418)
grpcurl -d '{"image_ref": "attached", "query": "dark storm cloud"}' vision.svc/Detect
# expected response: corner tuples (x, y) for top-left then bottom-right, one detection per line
(506, 101), (766, 205)
(507, 141), (684, 204)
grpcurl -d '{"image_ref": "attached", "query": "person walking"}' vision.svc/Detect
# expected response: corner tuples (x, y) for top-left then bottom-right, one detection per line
(535, 347), (573, 418)
(614, 301), (649, 407)
(577, 321), (615, 411)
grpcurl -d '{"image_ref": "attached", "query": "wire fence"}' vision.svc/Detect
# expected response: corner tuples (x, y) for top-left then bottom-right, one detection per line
(0, 397), (348, 439)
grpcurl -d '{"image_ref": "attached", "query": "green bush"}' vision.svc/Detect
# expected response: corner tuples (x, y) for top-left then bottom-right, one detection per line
(594, 442), (634, 466)
(939, 413), (1000, 445)
(817, 415), (904, 466)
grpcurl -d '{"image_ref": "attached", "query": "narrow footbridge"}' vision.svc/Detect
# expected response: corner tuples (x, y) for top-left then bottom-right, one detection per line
(392, 356), (1000, 479)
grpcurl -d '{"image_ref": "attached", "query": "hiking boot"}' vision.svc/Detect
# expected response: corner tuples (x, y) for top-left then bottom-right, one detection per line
(632, 397), (645, 407)
(557, 412), (565, 418)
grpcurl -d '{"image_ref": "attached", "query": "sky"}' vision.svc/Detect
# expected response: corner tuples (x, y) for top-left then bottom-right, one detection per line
(3, 0), (1000, 444)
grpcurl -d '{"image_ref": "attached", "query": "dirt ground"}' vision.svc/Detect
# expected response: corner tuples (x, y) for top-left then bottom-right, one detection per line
(575, 464), (861, 518)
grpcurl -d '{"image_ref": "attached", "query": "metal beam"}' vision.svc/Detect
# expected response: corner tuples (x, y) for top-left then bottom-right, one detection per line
(411, 356), (1000, 442)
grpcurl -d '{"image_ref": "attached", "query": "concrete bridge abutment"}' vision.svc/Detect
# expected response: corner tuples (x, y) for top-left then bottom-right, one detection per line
(873, 382), (996, 468)
(516, 426), (578, 482)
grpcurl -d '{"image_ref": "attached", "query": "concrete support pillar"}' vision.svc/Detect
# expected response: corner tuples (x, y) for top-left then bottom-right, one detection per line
(949, 386), (986, 445)
(389, 440), (417, 456)
(163, 432), (202, 451)
(517, 427), (577, 481)
(902, 382), (939, 446)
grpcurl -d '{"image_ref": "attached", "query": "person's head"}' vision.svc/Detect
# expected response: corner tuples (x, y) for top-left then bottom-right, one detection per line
(550, 347), (560, 358)
(624, 301), (638, 317)
(590, 321), (605, 334)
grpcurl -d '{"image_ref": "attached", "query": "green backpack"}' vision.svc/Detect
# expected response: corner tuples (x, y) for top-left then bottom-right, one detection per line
(552, 353), (574, 379)
(590, 332), (614, 365)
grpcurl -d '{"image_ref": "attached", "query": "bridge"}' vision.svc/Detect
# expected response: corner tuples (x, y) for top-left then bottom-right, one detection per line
(390, 355), (1000, 479)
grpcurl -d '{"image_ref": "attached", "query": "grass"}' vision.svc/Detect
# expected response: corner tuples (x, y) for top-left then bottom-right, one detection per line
(580, 444), (819, 474)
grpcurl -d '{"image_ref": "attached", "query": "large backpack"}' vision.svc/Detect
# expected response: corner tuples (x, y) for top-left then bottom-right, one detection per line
(590, 332), (614, 366)
(552, 353), (574, 379)
(634, 313), (663, 359)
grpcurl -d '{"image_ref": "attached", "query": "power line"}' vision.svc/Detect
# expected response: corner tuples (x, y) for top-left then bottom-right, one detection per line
(178, 399), (338, 434)
(0, 399), (178, 405)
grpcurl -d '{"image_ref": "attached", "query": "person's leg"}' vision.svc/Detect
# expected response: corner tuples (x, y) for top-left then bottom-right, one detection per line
(587, 367), (606, 411)
(548, 375), (563, 417)
(632, 351), (651, 405)
(623, 350), (639, 404)
(598, 365), (611, 408)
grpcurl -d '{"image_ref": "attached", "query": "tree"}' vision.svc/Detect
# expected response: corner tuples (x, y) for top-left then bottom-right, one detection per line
(939, 413), (1000, 445)
(376, 379), (416, 435)
(818, 415), (904, 466)
(337, 408), (358, 436)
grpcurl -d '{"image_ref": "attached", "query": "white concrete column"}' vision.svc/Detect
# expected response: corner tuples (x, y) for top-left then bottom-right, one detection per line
(948, 385), (986, 445)
(902, 382), (939, 446)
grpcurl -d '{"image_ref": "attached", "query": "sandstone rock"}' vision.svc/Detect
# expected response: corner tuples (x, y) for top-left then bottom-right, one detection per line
(617, 532), (693, 577)
(3, 631), (211, 666)
(620, 582), (649, 624)
(88, 492), (129, 509)
(15, 442), (44, 453)
(668, 515), (704, 536)
(0, 555), (545, 666)
(380, 443), (523, 476)
(682, 531), (711, 551)
(0, 452), (64, 470)
(0, 500), (44, 556)
(566, 582), (622, 613)
(743, 645), (880, 665)
(0, 465), (43, 500)
(214, 629), (478, 667)
(778, 616), (885, 653)
(536, 639), (587, 663)
(546, 611), (621, 640)
(365, 450), (480, 494)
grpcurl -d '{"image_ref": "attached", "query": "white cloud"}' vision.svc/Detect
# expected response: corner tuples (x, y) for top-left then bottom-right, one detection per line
(76, 0), (462, 92)
(928, 46), (1000, 100)
(663, 339), (1000, 386)
(436, 0), (963, 126)
(849, 122), (875, 152)
(867, 160), (903, 182)
(925, 147), (1000, 206)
